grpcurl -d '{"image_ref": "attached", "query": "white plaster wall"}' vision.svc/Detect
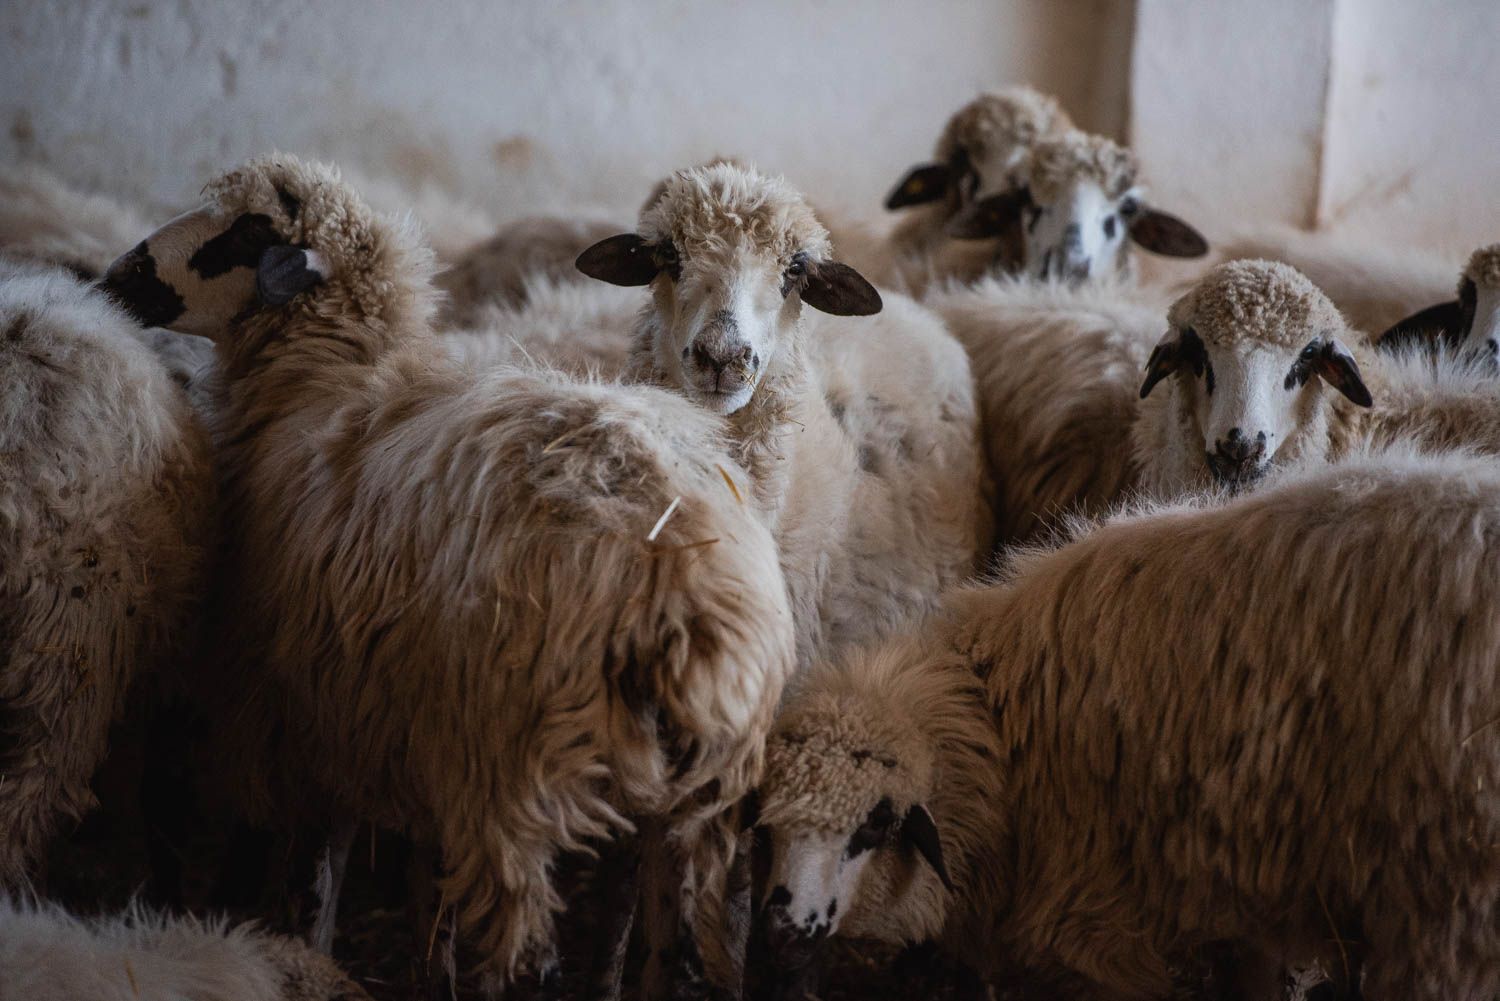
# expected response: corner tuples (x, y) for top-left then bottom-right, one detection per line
(0, 0), (1131, 224)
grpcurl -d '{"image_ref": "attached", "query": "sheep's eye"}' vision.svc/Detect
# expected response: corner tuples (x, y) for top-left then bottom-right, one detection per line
(1103, 216), (1118, 239)
(653, 242), (682, 280)
(1119, 197), (1140, 218)
(785, 253), (808, 278)
(847, 797), (896, 856)
(1300, 341), (1321, 360)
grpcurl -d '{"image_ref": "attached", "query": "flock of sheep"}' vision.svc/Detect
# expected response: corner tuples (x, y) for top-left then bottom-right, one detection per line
(2, 84), (1500, 1001)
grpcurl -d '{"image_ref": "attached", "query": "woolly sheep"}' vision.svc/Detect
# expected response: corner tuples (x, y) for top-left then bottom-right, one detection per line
(0, 163), (155, 280)
(1220, 224), (1462, 338)
(1134, 258), (1500, 496)
(835, 87), (1074, 293)
(946, 130), (1209, 286)
(926, 275), (1168, 542)
(1380, 242), (1500, 360)
(0, 899), (370, 1001)
(97, 154), (796, 988)
(578, 160), (993, 663)
(0, 258), (213, 891)
(754, 448), (1500, 1000)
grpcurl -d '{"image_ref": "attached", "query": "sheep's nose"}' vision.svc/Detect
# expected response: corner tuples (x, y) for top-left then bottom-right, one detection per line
(1207, 428), (1268, 487)
(691, 342), (756, 378)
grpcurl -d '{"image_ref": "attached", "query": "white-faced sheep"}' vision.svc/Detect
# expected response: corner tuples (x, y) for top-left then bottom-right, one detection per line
(577, 160), (993, 662)
(0, 899), (370, 1000)
(0, 258), (213, 892)
(754, 448), (1500, 1001)
(1220, 224), (1465, 339)
(97, 154), (796, 990)
(835, 87), (1074, 293)
(945, 130), (1209, 286)
(1134, 258), (1500, 497)
(926, 275), (1168, 542)
(1380, 242), (1500, 359)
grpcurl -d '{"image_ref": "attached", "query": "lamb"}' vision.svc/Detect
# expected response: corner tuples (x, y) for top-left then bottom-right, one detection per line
(0, 898), (371, 1000)
(753, 448), (1500, 1000)
(1220, 224), (1464, 338)
(1134, 258), (1500, 497)
(97, 154), (797, 990)
(577, 160), (993, 663)
(1379, 242), (1500, 358)
(0, 162), (156, 279)
(925, 275), (1168, 542)
(0, 258), (213, 892)
(835, 87), (1074, 293)
(944, 129), (1209, 286)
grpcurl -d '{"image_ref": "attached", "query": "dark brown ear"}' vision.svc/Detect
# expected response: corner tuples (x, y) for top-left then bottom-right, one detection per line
(256, 246), (327, 306)
(885, 163), (951, 210)
(1377, 299), (1468, 351)
(1128, 209), (1209, 258)
(801, 260), (882, 316)
(944, 189), (1029, 241)
(576, 233), (659, 286)
(1313, 337), (1373, 407)
(902, 804), (953, 893)
(1139, 327), (1205, 399)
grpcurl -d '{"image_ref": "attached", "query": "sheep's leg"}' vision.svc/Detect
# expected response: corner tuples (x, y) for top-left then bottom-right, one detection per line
(585, 830), (641, 1001)
(408, 840), (458, 1001)
(309, 817), (358, 954)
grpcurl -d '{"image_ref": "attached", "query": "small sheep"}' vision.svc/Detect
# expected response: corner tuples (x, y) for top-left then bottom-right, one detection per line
(0, 258), (213, 892)
(838, 87), (1074, 292)
(1134, 258), (1500, 496)
(1220, 224), (1462, 337)
(926, 274), (1168, 542)
(0, 899), (370, 1000)
(0, 163), (155, 279)
(754, 449), (1500, 1000)
(1380, 242), (1500, 359)
(946, 130), (1209, 286)
(98, 154), (797, 989)
(435, 215), (624, 326)
(578, 160), (993, 663)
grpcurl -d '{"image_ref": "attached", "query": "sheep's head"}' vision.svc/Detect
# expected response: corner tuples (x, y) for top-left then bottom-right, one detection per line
(948, 132), (1208, 284)
(1141, 260), (1372, 490)
(749, 656), (953, 996)
(1380, 243), (1500, 365)
(884, 87), (1071, 219)
(577, 162), (881, 415)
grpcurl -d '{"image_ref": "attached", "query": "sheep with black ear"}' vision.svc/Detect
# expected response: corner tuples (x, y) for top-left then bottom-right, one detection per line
(0, 258), (213, 892)
(97, 154), (797, 991)
(1379, 242), (1500, 360)
(0, 898), (371, 1000)
(754, 448), (1500, 1001)
(946, 130), (1209, 286)
(577, 160), (993, 665)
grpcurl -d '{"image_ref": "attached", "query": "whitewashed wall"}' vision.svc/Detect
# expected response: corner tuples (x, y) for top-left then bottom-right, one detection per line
(0, 0), (1130, 223)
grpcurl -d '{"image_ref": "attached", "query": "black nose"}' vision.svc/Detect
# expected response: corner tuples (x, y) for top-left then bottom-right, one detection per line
(1207, 428), (1268, 486)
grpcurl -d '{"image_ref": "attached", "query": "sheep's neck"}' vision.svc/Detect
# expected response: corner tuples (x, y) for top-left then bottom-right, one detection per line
(723, 350), (809, 518)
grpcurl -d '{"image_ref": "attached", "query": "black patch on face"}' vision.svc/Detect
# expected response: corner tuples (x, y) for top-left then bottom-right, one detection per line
(846, 797), (897, 858)
(826, 900), (837, 920)
(100, 241), (185, 328)
(1204, 355), (1215, 395)
(275, 185), (301, 221)
(767, 885), (792, 909)
(188, 212), (281, 279)
(858, 444), (880, 475)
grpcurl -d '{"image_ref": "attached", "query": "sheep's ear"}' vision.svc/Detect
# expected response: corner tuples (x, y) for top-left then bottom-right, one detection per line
(802, 261), (882, 316)
(1140, 327), (1199, 399)
(1128, 209), (1209, 258)
(945, 189), (1028, 241)
(902, 804), (953, 893)
(256, 246), (328, 306)
(885, 163), (951, 210)
(576, 234), (659, 286)
(1378, 299), (1467, 349)
(1314, 337), (1373, 407)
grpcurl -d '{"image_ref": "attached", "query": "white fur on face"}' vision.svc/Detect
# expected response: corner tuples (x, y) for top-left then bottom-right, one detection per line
(1468, 285), (1500, 360)
(653, 245), (799, 416)
(1191, 343), (1308, 478)
(1025, 179), (1135, 284)
(761, 829), (869, 943)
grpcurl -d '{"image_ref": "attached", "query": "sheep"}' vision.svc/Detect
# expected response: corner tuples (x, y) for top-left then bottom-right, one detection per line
(753, 447), (1500, 1000)
(96, 153), (796, 991)
(577, 160), (993, 664)
(925, 274), (1168, 542)
(0, 258), (213, 893)
(1379, 242), (1500, 359)
(436, 215), (624, 326)
(0, 162), (156, 280)
(833, 87), (1075, 293)
(0, 898), (371, 1000)
(1133, 258), (1500, 497)
(944, 129), (1209, 286)
(1220, 224), (1464, 338)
